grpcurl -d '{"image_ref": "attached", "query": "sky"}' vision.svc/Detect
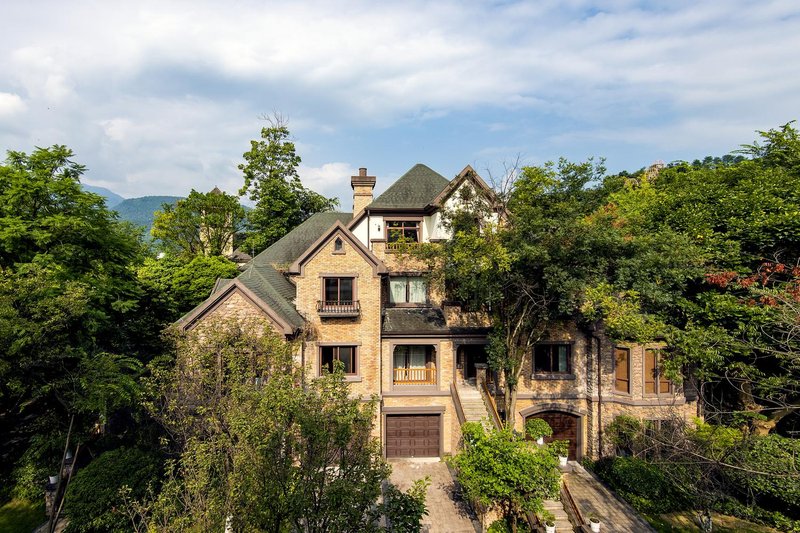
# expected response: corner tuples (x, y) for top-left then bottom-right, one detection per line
(1, 0), (799, 210)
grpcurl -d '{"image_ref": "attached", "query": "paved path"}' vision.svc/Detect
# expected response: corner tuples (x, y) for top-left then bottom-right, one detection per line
(564, 463), (655, 532)
(388, 459), (481, 533)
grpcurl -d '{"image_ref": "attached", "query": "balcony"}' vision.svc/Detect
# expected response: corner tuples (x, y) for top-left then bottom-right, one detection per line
(317, 300), (360, 317)
(393, 367), (437, 386)
(386, 241), (425, 253)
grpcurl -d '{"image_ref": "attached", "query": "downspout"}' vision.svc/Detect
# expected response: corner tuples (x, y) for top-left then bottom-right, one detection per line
(593, 332), (603, 458)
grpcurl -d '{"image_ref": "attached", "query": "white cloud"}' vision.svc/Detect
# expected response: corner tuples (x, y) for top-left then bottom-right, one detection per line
(298, 162), (357, 206)
(0, 92), (26, 117)
(0, 0), (797, 199)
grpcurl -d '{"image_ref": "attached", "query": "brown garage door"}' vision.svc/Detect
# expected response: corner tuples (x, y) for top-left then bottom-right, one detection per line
(527, 411), (579, 460)
(385, 414), (440, 458)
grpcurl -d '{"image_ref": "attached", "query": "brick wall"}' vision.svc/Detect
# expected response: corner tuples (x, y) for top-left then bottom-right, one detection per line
(293, 234), (383, 398)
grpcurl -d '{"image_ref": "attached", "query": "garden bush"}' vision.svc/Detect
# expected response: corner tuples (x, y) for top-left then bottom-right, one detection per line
(590, 457), (688, 514)
(65, 447), (161, 533)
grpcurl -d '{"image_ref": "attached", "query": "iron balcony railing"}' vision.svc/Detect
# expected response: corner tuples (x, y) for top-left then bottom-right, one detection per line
(317, 300), (360, 316)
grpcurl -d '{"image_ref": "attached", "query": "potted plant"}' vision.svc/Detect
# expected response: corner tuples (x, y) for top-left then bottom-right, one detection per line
(542, 510), (556, 533)
(548, 439), (570, 466)
(589, 514), (601, 532)
(525, 418), (553, 445)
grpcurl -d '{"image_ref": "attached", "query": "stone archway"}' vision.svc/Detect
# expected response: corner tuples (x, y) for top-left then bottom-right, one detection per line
(521, 404), (585, 460)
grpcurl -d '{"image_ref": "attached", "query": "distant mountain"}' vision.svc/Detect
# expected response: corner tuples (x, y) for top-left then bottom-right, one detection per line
(82, 184), (126, 207)
(113, 196), (183, 236)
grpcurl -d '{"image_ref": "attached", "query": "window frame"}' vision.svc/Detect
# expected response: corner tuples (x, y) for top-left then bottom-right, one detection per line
(644, 348), (673, 396)
(533, 343), (573, 376)
(319, 345), (358, 377)
(386, 220), (421, 243)
(387, 275), (428, 306)
(614, 346), (631, 394)
(322, 276), (355, 304)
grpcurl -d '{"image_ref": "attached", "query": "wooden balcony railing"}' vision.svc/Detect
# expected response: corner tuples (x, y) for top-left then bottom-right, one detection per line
(386, 241), (424, 252)
(393, 367), (436, 385)
(317, 300), (360, 316)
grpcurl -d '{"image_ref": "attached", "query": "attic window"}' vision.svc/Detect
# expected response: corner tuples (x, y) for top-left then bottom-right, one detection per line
(334, 237), (344, 252)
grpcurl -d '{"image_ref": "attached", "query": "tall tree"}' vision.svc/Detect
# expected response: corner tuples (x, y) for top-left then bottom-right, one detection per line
(0, 146), (147, 498)
(238, 115), (338, 253)
(151, 188), (245, 257)
(137, 321), (392, 532)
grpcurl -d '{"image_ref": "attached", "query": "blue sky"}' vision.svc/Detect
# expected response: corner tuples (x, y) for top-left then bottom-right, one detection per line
(1, 0), (799, 210)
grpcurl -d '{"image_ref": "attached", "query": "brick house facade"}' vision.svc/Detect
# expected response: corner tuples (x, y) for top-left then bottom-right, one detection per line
(178, 164), (699, 460)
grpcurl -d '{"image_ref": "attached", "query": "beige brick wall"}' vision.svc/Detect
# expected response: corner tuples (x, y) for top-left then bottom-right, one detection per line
(294, 235), (383, 398)
(189, 290), (284, 336)
(508, 321), (700, 459)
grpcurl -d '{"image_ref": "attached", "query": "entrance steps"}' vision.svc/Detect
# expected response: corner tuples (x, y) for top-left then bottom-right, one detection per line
(455, 381), (494, 429)
(542, 498), (574, 532)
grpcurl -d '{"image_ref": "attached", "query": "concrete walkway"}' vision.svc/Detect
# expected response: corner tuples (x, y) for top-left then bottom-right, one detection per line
(563, 463), (655, 532)
(388, 459), (480, 533)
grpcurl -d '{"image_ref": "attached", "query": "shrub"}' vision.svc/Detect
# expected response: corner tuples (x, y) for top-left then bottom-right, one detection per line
(548, 440), (569, 458)
(382, 477), (430, 533)
(524, 418), (553, 440)
(65, 447), (161, 533)
(590, 457), (687, 514)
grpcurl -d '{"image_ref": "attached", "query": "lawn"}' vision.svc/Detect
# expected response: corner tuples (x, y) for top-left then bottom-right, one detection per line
(647, 511), (780, 533)
(0, 499), (45, 533)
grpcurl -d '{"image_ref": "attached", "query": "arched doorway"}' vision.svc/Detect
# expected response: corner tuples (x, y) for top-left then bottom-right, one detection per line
(525, 411), (579, 460)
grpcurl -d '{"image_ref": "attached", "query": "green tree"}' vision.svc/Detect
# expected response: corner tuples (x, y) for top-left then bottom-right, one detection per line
(136, 321), (394, 532)
(238, 116), (338, 253)
(450, 422), (560, 533)
(0, 146), (147, 498)
(137, 254), (240, 319)
(151, 189), (245, 257)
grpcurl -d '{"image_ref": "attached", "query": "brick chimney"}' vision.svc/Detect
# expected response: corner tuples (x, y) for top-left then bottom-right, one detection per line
(351, 167), (376, 216)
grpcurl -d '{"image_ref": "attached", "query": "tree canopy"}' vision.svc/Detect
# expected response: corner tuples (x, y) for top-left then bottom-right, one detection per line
(238, 117), (338, 254)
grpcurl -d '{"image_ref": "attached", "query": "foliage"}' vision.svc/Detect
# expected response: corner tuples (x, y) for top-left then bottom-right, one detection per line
(65, 447), (161, 533)
(547, 439), (569, 458)
(151, 189), (245, 257)
(601, 415), (800, 530)
(524, 418), (553, 440)
(381, 477), (430, 533)
(238, 115), (337, 253)
(0, 499), (44, 533)
(590, 456), (689, 514)
(134, 322), (389, 532)
(450, 422), (559, 532)
(137, 254), (239, 319)
(0, 145), (150, 497)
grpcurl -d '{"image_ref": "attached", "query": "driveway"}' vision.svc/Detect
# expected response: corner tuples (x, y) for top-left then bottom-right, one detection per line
(388, 459), (481, 533)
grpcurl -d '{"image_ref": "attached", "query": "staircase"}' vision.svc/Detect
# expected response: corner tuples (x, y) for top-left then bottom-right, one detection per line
(455, 381), (494, 429)
(542, 497), (574, 532)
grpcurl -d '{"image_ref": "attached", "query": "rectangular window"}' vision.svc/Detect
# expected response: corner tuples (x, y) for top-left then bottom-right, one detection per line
(615, 347), (630, 393)
(386, 220), (420, 243)
(323, 277), (354, 303)
(388, 276), (427, 304)
(534, 344), (571, 374)
(393, 345), (435, 384)
(644, 348), (672, 395)
(320, 346), (356, 375)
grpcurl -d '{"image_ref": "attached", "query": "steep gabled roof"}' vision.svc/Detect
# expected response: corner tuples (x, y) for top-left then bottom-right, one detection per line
(288, 220), (386, 276)
(177, 211), (352, 333)
(431, 165), (495, 207)
(367, 164), (450, 210)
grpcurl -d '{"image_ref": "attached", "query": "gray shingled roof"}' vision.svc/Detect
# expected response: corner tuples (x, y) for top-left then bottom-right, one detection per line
(368, 164), (450, 210)
(382, 308), (448, 334)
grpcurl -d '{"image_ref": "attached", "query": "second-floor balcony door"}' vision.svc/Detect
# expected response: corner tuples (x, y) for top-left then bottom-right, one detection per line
(320, 277), (359, 315)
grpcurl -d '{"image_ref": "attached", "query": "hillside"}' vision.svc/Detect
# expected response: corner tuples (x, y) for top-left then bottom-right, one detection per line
(82, 184), (126, 207)
(113, 196), (183, 236)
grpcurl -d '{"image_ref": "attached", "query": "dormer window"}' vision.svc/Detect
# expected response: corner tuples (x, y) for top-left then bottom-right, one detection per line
(389, 276), (427, 304)
(334, 237), (343, 252)
(387, 220), (420, 243)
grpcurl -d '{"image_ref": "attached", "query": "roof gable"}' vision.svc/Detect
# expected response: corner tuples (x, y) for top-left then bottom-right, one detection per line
(431, 165), (495, 207)
(288, 220), (387, 276)
(177, 278), (297, 335)
(368, 164), (450, 210)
